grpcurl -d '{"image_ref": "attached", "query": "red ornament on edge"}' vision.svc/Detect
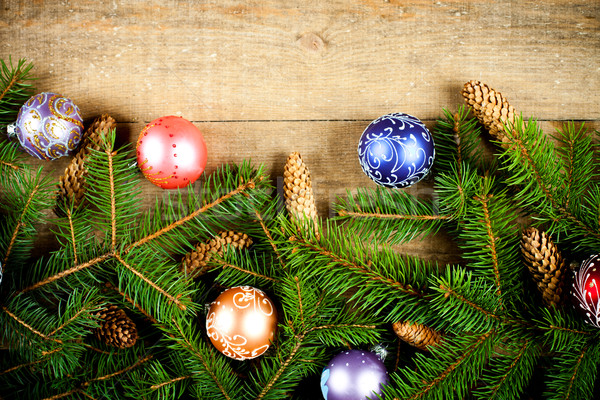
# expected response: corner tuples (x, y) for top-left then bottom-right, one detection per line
(136, 116), (207, 189)
(572, 254), (600, 328)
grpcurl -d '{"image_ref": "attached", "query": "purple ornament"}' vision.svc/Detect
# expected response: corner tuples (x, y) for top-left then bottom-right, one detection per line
(10, 92), (83, 160)
(358, 113), (435, 188)
(320, 350), (389, 400)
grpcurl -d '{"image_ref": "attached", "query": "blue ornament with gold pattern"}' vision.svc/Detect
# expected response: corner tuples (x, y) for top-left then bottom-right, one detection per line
(358, 113), (434, 188)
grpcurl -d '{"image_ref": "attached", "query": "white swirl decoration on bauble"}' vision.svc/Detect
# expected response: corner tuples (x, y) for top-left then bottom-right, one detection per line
(572, 255), (600, 328)
(358, 113), (434, 188)
(206, 309), (252, 360)
(206, 286), (276, 360)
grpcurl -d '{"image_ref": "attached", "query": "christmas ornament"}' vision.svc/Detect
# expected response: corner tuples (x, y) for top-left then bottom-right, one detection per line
(8, 92), (83, 160)
(181, 231), (253, 278)
(320, 349), (389, 400)
(136, 115), (207, 189)
(206, 286), (277, 360)
(392, 320), (442, 351)
(93, 305), (138, 348)
(283, 152), (319, 234)
(571, 254), (600, 328)
(358, 113), (435, 188)
(56, 114), (116, 212)
(521, 227), (567, 306)
(462, 80), (519, 148)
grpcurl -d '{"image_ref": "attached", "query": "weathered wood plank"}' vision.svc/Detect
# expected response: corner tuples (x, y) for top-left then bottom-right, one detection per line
(1, 0), (598, 122)
(2, 0), (599, 262)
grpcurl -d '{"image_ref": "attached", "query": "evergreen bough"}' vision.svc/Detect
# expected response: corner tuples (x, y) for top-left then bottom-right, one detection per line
(0, 59), (599, 399)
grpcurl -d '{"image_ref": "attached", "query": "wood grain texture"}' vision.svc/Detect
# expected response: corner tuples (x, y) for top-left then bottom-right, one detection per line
(1, 0), (599, 260)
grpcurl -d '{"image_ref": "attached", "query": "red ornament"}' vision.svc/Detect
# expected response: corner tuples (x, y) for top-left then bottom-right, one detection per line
(571, 254), (600, 328)
(136, 116), (207, 189)
(206, 286), (277, 360)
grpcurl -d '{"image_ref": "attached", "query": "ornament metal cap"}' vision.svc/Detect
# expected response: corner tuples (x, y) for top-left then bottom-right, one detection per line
(370, 344), (388, 361)
(6, 122), (16, 138)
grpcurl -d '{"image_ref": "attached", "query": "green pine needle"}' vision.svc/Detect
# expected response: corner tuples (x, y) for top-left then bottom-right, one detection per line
(0, 57), (35, 129)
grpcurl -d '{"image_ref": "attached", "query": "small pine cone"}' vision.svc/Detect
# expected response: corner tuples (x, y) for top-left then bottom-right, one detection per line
(462, 80), (518, 148)
(283, 152), (319, 234)
(93, 305), (137, 348)
(181, 231), (252, 278)
(56, 114), (116, 212)
(392, 321), (442, 351)
(521, 227), (567, 306)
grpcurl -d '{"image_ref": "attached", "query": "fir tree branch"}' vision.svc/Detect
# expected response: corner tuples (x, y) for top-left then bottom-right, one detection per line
(438, 284), (502, 322)
(334, 187), (445, 245)
(19, 253), (113, 294)
(104, 282), (161, 326)
(0, 59), (29, 103)
(289, 235), (422, 298)
(210, 258), (279, 283)
(0, 57), (35, 128)
(150, 374), (195, 390)
(0, 159), (19, 171)
(563, 348), (586, 400)
(172, 320), (235, 400)
(337, 209), (449, 221)
(474, 192), (502, 302)
(47, 307), (89, 337)
(126, 178), (261, 252)
(42, 388), (79, 400)
(482, 339), (540, 400)
(1, 306), (63, 344)
(255, 208), (286, 269)
(256, 333), (305, 400)
(0, 348), (61, 376)
(503, 119), (600, 243)
(107, 148), (117, 252)
(42, 355), (153, 400)
(87, 354), (153, 383)
(3, 179), (41, 267)
(404, 331), (495, 400)
(294, 276), (305, 331)
(66, 208), (79, 266)
(433, 107), (484, 176)
(114, 252), (186, 311)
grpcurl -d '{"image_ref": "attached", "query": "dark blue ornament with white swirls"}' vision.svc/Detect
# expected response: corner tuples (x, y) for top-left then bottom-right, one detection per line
(358, 113), (435, 188)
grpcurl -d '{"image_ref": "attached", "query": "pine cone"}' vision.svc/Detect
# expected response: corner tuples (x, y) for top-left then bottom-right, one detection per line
(181, 231), (252, 278)
(462, 80), (519, 148)
(521, 227), (567, 306)
(283, 152), (319, 235)
(56, 114), (116, 212)
(392, 321), (441, 351)
(93, 305), (137, 348)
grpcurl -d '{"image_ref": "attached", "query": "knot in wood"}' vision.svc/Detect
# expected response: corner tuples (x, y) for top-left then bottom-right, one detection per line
(297, 32), (326, 54)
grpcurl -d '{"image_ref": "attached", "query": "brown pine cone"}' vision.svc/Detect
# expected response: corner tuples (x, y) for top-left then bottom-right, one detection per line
(392, 321), (442, 351)
(181, 231), (253, 278)
(93, 305), (137, 348)
(56, 114), (116, 212)
(283, 152), (319, 235)
(462, 80), (518, 148)
(521, 227), (567, 306)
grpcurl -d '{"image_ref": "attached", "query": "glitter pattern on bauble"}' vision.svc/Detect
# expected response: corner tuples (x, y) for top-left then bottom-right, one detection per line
(320, 349), (389, 400)
(358, 113), (435, 188)
(571, 254), (600, 328)
(136, 116), (207, 189)
(206, 286), (277, 360)
(12, 92), (83, 160)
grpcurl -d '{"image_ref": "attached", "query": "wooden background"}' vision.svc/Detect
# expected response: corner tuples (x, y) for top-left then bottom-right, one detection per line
(1, 0), (599, 262)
